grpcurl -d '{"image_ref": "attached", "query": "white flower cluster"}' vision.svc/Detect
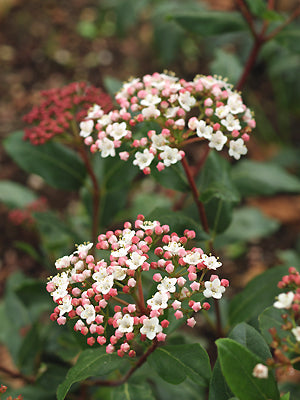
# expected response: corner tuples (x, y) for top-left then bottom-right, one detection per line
(79, 73), (255, 173)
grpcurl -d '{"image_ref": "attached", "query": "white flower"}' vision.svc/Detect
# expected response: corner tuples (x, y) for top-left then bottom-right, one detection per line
(97, 137), (116, 158)
(228, 138), (247, 160)
(117, 314), (134, 333)
(51, 272), (70, 301)
(151, 133), (169, 150)
(215, 105), (230, 119)
(81, 304), (96, 325)
(118, 229), (136, 246)
(142, 105), (161, 119)
(183, 251), (202, 265)
(55, 255), (71, 270)
(111, 246), (130, 258)
(160, 146), (182, 167)
(157, 277), (177, 293)
(97, 114), (112, 127)
(79, 120), (94, 138)
(92, 267), (108, 281)
(201, 254), (222, 270)
(227, 93), (244, 114)
(112, 266), (127, 281)
(163, 241), (182, 255)
(178, 91), (196, 111)
(292, 326), (300, 341)
(209, 131), (227, 151)
(141, 93), (161, 107)
(95, 275), (114, 294)
(58, 295), (73, 316)
(274, 292), (294, 309)
(87, 104), (104, 119)
(196, 120), (213, 140)
(76, 242), (93, 258)
(147, 291), (169, 310)
(126, 252), (146, 270)
(203, 278), (225, 299)
(140, 317), (162, 340)
(139, 220), (158, 230)
(252, 363), (268, 379)
(164, 106), (179, 119)
(133, 149), (154, 170)
(221, 113), (241, 131)
(107, 122), (128, 140)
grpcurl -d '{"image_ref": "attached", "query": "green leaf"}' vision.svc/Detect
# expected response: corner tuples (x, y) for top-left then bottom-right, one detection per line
(259, 307), (286, 345)
(4, 131), (86, 190)
(113, 383), (155, 400)
(77, 20), (98, 39)
(280, 393), (290, 400)
(210, 49), (243, 85)
(216, 207), (279, 247)
(148, 343), (211, 386)
(231, 160), (300, 197)
(204, 197), (233, 234)
(229, 265), (290, 326)
(0, 181), (37, 208)
(36, 363), (70, 394)
(57, 348), (125, 400)
(209, 359), (233, 400)
(151, 162), (189, 192)
(17, 324), (41, 374)
(171, 11), (247, 36)
(199, 152), (240, 204)
(217, 338), (280, 400)
(244, 0), (266, 16)
(229, 323), (271, 361)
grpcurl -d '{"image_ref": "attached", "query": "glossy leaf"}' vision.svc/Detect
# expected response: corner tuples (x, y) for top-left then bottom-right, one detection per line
(57, 348), (126, 400)
(113, 383), (155, 400)
(229, 323), (271, 361)
(209, 359), (233, 400)
(171, 11), (247, 36)
(148, 343), (211, 386)
(217, 338), (280, 400)
(229, 265), (290, 326)
(0, 181), (37, 208)
(151, 162), (189, 192)
(259, 307), (286, 345)
(4, 131), (86, 190)
(231, 160), (300, 197)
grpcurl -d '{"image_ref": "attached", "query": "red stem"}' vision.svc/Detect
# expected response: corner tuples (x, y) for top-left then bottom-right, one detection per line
(137, 273), (147, 314)
(181, 157), (209, 234)
(235, 0), (257, 38)
(0, 365), (35, 385)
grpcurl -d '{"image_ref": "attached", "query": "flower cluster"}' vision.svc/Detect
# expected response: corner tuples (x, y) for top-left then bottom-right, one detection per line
(47, 215), (228, 357)
(80, 72), (255, 174)
(260, 267), (300, 375)
(23, 82), (113, 145)
(8, 197), (47, 226)
(0, 385), (22, 400)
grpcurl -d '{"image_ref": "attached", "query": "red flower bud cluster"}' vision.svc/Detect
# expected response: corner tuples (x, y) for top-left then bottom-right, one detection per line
(8, 197), (47, 226)
(23, 82), (113, 145)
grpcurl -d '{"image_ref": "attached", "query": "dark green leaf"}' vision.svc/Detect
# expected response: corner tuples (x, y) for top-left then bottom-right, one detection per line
(113, 383), (155, 400)
(209, 359), (233, 400)
(229, 265), (290, 326)
(217, 338), (280, 400)
(231, 160), (300, 197)
(0, 181), (37, 208)
(148, 343), (211, 386)
(4, 131), (86, 190)
(229, 323), (272, 361)
(36, 363), (70, 394)
(17, 324), (41, 374)
(259, 307), (286, 345)
(103, 76), (123, 97)
(151, 162), (189, 192)
(171, 11), (247, 36)
(204, 197), (233, 234)
(57, 348), (125, 400)
(199, 152), (240, 204)
(244, 0), (266, 16)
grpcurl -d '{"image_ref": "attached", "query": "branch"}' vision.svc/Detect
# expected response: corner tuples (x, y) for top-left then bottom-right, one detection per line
(0, 365), (35, 385)
(235, 0), (257, 38)
(264, 6), (300, 42)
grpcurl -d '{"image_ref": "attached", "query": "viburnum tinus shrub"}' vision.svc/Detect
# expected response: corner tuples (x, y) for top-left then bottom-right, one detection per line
(79, 72), (255, 174)
(47, 215), (228, 357)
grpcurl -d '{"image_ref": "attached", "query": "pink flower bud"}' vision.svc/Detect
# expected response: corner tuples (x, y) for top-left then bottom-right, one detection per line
(192, 302), (201, 312)
(174, 310), (183, 319)
(153, 273), (162, 282)
(177, 277), (186, 287)
(187, 317), (196, 328)
(106, 344), (115, 354)
(165, 263), (174, 273)
(97, 336), (106, 345)
(157, 332), (167, 341)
